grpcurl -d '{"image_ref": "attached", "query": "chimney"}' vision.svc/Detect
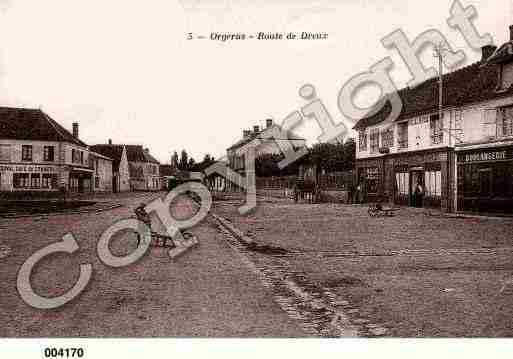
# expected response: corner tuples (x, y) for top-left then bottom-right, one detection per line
(266, 119), (273, 128)
(108, 139), (112, 145)
(253, 125), (260, 133)
(510, 25), (513, 41)
(243, 130), (251, 138)
(481, 45), (497, 62)
(72, 122), (79, 138)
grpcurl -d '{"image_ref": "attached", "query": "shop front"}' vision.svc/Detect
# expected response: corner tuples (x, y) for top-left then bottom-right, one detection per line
(356, 148), (454, 211)
(457, 145), (513, 214)
(0, 164), (60, 192)
(69, 167), (94, 193)
(391, 149), (452, 211)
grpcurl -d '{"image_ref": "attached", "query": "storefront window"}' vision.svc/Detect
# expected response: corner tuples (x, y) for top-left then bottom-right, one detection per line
(13, 173), (30, 188)
(30, 174), (41, 188)
(42, 174), (57, 189)
(424, 171), (441, 197)
(395, 172), (409, 195)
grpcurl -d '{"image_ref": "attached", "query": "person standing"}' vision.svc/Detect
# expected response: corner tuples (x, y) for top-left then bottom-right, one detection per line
(415, 183), (424, 208)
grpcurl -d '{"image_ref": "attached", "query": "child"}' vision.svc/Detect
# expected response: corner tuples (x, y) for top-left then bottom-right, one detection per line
(134, 202), (152, 246)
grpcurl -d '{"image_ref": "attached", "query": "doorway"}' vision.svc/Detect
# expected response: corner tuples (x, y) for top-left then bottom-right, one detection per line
(409, 169), (424, 207)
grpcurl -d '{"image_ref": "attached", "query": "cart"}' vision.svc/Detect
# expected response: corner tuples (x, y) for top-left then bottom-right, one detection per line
(368, 203), (400, 217)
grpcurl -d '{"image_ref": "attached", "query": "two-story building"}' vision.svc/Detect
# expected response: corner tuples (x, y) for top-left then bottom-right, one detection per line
(354, 26), (513, 214)
(0, 108), (106, 196)
(91, 142), (160, 192)
(227, 119), (306, 173)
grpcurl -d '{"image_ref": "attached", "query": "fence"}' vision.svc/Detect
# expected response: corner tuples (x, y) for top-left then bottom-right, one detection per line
(256, 171), (354, 190)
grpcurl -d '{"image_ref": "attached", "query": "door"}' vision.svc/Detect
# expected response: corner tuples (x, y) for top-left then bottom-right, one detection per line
(478, 168), (492, 212)
(409, 170), (424, 207)
(112, 175), (118, 193)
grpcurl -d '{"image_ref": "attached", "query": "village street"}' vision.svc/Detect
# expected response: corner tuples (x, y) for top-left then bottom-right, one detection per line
(0, 192), (306, 337)
(3, 190), (513, 338)
(212, 193), (513, 337)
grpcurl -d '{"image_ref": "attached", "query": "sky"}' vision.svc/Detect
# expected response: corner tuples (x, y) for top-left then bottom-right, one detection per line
(0, 0), (511, 163)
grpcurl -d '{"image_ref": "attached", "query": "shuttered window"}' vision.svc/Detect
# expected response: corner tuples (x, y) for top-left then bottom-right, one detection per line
(0, 145), (11, 162)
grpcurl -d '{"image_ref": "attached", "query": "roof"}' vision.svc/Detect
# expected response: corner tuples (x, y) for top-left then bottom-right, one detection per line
(90, 144), (125, 170)
(227, 124), (306, 151)
(353, 59), (513, 130)
(89, 151), (113, 161)
(0, 107), (87, 147)
(90, 144), (160, 171)
(487, 41), (513, 64)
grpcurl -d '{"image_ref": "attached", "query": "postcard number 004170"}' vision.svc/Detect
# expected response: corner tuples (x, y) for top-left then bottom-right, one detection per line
(44, 348), (85, 358)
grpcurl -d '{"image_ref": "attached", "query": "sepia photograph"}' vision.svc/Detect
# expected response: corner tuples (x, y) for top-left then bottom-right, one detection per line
(1, 0), (513, 357)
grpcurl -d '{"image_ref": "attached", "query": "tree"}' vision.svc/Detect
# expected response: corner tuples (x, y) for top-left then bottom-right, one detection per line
(179, 150), (188, 170)
(171, 151), (179, 169)
(188, 157), (196, 169)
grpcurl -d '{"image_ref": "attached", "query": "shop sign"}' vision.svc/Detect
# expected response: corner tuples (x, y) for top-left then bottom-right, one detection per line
(458, 150), (509, 163)
(0, 165), (59, 173)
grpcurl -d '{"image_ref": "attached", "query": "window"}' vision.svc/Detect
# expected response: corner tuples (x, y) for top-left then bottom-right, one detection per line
(395, 172), (409, 195)
(72, 149), (84, 164)
(358, 129), (367, 151)
(424, 170), (442, 197)
(30, 174), (41, 188)
(95, 176), (100, 188)
(42, 174), (57, 189)
(497, 106), (513, 137)
(370, 130), (379, 153)
(13, 173), (30, 188)
(22, 145), (33, 161)
(0, 145), (11, 162)
(43, 146), (55, 162)
(366, 167), (379, 194)
(381, 127), (394, 148)
(453, 110), (463, 143)
(430, 114), (443, 144)
(397, 122), (408, 148)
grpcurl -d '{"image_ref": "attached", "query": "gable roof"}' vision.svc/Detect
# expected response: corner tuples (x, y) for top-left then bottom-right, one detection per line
(90, 144), (160, 171)
(0, 107), (87, 147)
(227, 124), (306, 151)
(90, 144), (125, 171)
(353, 60), (513, 130)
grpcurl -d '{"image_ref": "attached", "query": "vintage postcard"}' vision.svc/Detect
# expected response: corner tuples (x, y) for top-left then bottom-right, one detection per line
(1, 0), (513, 358)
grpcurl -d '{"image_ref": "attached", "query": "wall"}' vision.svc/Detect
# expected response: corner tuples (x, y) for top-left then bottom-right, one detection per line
(93, 157), (113, 192)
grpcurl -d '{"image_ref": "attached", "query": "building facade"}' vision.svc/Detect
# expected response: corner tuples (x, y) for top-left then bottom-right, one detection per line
(354, 28), (513, 214)
(91, 142), (160, 192)
(0, 108), (111, 196)
(227, 119), (306, 173)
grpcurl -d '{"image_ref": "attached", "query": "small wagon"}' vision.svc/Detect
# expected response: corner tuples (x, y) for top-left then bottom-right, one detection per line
(368, 203), (400, 217)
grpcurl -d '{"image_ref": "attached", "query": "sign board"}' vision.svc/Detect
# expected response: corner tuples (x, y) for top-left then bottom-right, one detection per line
(0, 165), (59, 173)
(458, 148), (513, 163)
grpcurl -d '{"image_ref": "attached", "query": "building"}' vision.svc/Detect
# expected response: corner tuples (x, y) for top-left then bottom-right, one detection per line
(0, 107), (110, 196)
(90, 151), (114, 192)
(90, 142), (130, 193)
(227, 119), (306, 174)
(353, 26), (513, 214)
(91, 142), (160, 192)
